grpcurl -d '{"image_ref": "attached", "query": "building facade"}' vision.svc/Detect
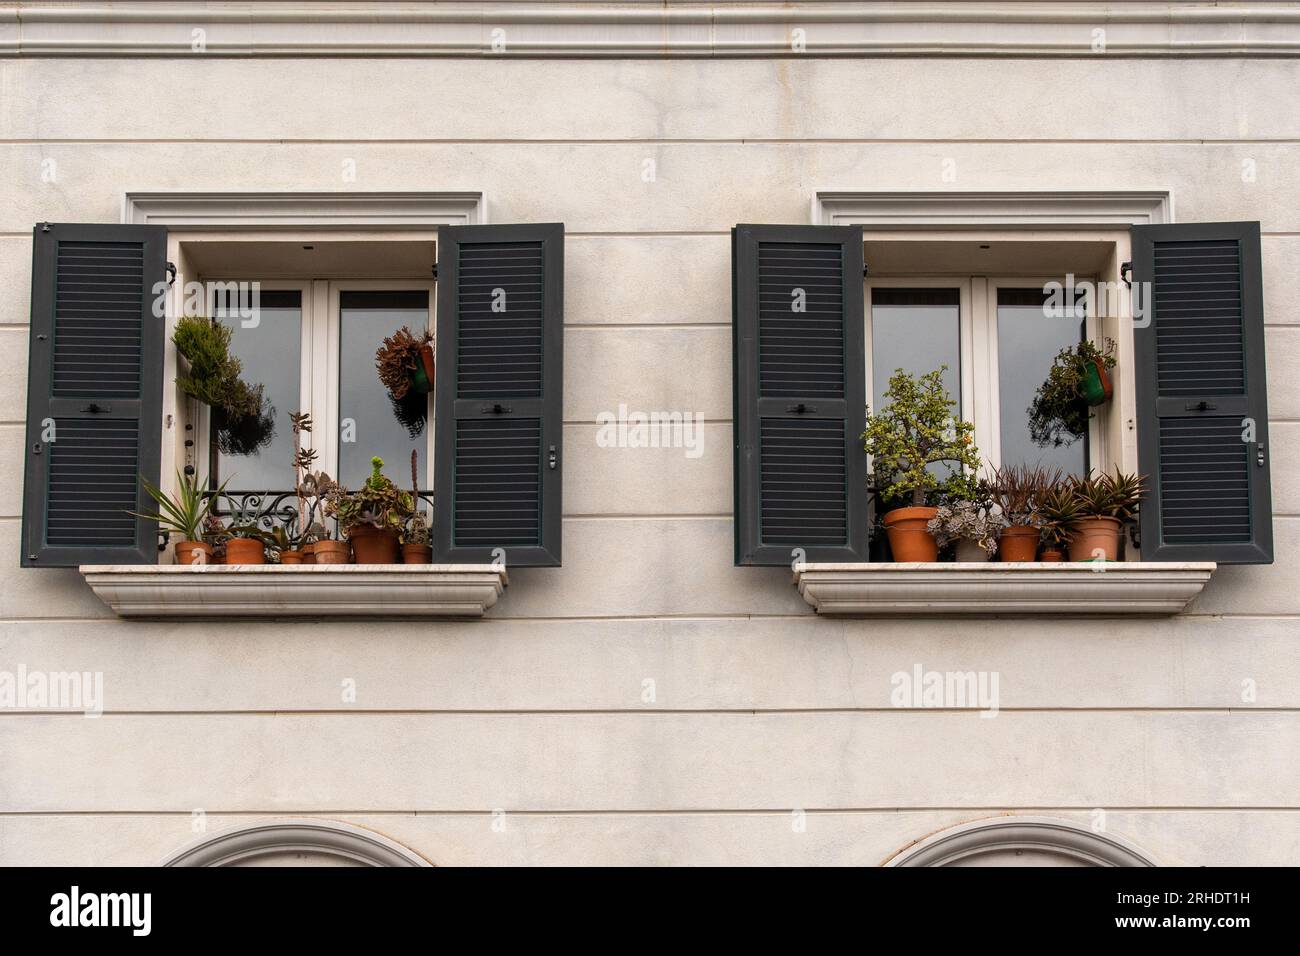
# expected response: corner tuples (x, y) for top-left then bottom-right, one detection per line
(1, 1), (1298, 866)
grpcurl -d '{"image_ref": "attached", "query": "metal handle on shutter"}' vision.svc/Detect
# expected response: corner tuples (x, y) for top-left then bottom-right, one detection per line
(1184, 402), (1217, 412)
(481, 404), (512, 414)
(786, 404), (817, 414)
(80, 403), (111, 414)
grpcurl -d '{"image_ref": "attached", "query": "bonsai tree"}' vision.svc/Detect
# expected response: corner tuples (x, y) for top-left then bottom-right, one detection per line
(862, 366), (982, 509)
(1027, 338), (1116, 448)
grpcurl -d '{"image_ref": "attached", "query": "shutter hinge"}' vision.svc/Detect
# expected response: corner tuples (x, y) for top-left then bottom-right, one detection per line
(431, 263), (438, 279)
(548, 445), (558, 470)
(863, 261), (870, 278)
(1120, 260), (1133, 288)
(1257, 443), (1267, 468)
(166, 261), (177, 287)
(40, 222), (51, 233)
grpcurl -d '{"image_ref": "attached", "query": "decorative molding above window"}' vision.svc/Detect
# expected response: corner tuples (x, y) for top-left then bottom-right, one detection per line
(886, 816), (1158, 867)
(80, 564), (507, 618)
(123, 191), (486, 230)
(164, 819), (431, 867)
(814, 189), (1173, 228)
(794, 562), (1214, 616)
(4, 4), (1298, 58)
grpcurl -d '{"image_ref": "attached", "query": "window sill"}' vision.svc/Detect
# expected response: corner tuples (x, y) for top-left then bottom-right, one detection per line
(793, 562), (1215, 616)
(79, 564), (507, 619)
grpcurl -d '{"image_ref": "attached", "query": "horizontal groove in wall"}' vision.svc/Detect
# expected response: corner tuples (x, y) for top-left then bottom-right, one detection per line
(2, 806), (1297, 817)
(1, 707), (1296, 718)
(5, 138), (1300, 147)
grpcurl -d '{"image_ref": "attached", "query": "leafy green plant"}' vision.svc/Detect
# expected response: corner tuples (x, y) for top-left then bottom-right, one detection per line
(990, 463), (1063, 526)
(1038, 479), (1084, 548)
(862, 367), (982, 507)
(1027, 338), (1116, 448)
(128, 471), (229, 542)
(173, 315), (276, 456)
(1071, 468), (1145, 522)
(324, 456), (414, 536)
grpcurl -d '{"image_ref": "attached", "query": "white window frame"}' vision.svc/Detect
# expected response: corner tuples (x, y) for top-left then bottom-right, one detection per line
(865, 273), (1100, 478)
(193, 276), (437, 494)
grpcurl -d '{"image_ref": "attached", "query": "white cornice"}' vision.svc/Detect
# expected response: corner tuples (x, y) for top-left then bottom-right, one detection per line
(123, 191), (486, 229)
(4, 3), (1300, 58)
(814, 189), (1173, 228)
(794, 562), (1215, 615)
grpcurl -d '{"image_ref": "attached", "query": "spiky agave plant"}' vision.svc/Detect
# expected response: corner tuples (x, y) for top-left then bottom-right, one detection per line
(128, 471), (231, 542)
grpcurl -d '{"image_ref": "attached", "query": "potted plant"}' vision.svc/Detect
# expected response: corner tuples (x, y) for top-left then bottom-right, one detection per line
(927, 476), (1006, 562)
(376, 326), (435, 397)
(862, 367), (982, 562)
(990, 463), (1061, 561)
(172, 314), (276, 457)
(200, 512), (230, 564)
(1037, 479), (1083, 562)
(402, 450), (433, 563)
(1027, 338), (1117, 449)
(325, 456), (413, 564)
(128, 471), (230, 566)
(1068, 468), (1145, 562)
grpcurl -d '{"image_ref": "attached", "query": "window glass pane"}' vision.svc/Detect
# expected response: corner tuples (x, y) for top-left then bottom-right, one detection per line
(869, 288), (962, 483)
(338, 290), (430, 489)
(997, 287), (1087, 475)
(212, 289), (301, 492)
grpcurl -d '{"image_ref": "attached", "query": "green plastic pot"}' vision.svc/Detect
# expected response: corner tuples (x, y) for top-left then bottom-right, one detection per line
(1080, 360), (1113, 406)
(409, 364), (431, 394)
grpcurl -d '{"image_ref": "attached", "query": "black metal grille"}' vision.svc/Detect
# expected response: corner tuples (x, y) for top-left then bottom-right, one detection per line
(759, 417), (846, 546)
(52, 240), (145, 398)
(45, 418), (140, 546)
(1158, 417), (1251, 544)
(453, 418), (541, 547)
(1153, 238), (1244, 397)
(457, 241), (543, 399)
(757, 242), (844, 397)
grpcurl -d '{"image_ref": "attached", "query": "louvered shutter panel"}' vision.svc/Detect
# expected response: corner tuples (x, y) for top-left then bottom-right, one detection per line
(22, 223), (167, 567)
(1131, 220), (1272, 563)
(433, 223), (562, 566)
(733, 224), (867, 566)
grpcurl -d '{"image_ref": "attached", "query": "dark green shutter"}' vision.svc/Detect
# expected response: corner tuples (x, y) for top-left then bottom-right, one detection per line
(22, 223), (167, 567)
(433, 223), (563, 567)
(1131, 220), (1272, 563)
(733, 224), (867, 566)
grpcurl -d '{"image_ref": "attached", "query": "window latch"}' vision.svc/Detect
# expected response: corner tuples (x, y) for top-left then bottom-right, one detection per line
(481, 404), (512, 415)
(786, 403), (817, 414)
(1120, 260), (1133, 288)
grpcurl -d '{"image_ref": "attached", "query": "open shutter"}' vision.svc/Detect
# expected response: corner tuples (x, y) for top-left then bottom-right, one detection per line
(1131, 220), (1272, 563)
(22, 223), (167, 567)
(433, 223), (562, 567)
(733, 224), (867, 566)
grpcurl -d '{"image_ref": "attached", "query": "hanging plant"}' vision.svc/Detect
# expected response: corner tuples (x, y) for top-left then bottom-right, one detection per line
(173, 315), (276, 456)
(376, 326), (434, 440)
(1026, 338), (1116, 449)
(376, 326), (435, 399)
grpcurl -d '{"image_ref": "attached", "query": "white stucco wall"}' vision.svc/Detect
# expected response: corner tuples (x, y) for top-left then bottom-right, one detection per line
(1, 3), (1298, 865)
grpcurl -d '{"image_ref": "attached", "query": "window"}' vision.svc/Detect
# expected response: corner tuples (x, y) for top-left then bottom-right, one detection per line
(200, 280), (435, 497)
(866, 276), (1092, 477)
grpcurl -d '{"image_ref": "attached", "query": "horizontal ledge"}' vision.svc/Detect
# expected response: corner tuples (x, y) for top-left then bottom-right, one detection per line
(794, 561), (1216, 616)
(79, 564), (508, 619)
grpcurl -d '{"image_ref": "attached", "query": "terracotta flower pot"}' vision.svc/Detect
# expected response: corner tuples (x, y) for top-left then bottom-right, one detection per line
(998, 524), (1040, 562)
(349, 525), (400, 564)
(954, 538), (991, 563)
(174, 540), (213, 567)
(882, 506), (939, 562)
(302, 541), (317, 565)
(312, 540), (351, 564)
(402, 543), (433, 564)
(223, 537), (266, 565)
(1068, 516), (1122, 562)
(279, 550), (305, 565)
(1040, 549), (1065, 563)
